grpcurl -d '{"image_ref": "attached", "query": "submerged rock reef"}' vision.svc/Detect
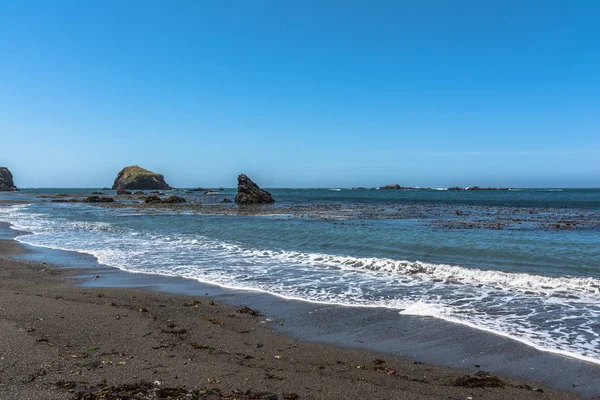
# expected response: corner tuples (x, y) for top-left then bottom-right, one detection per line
(112, 165), (172, 191)
(235, 174), (275, 204)
(36, 187), (600, 231)
(0, 167), (18, 191)
(380, 184), (512, 191)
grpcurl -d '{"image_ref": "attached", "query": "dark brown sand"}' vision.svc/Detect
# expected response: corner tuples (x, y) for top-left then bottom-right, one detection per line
(0, 239), (581, 400)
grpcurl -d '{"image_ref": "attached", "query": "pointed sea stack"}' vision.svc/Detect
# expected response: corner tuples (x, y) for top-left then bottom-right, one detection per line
(0, 167), (18, 191)
(112, 165), (172, 191)
(234, 174), (275, 204)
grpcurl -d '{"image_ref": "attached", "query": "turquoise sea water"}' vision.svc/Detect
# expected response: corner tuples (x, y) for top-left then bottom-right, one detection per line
(1, 188), (599, 363)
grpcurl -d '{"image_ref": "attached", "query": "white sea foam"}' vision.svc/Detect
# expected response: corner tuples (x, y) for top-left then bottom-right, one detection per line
(399, 301), (447, 317)
(233, 248), (600, 299)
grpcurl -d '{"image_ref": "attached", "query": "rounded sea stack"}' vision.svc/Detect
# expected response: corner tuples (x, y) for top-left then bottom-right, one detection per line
(112, 165), (172, 191)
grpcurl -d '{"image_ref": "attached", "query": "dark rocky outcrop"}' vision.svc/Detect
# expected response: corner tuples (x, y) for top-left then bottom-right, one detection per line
(162, 195), (186, 203)
(234, 174), (275, 204)
(189, 187), (205, 192)
(112, 165), (172, 191)
(144, 195), (186, 204)
(221, 198), (232, 203)
(379, 184), (408, 190)
(144, 195), (162, 204)
(0, 167), (18, 191)
(447, 187), (464, 191)
(466, 186), (511, 191)
(51, 196), (114, 203)
(85, 196), (115, 203)
(117, 189), (133, 195)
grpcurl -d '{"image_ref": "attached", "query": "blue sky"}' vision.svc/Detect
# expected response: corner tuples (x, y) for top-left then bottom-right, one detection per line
(1, 1), (598, 188)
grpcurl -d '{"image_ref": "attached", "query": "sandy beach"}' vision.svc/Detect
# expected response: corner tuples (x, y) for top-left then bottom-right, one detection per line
(0, 230), (588, 400)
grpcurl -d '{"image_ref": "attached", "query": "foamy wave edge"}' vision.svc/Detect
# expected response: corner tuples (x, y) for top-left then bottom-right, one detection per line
(7, 233), (600, 365)
(240, 248), (600, 299)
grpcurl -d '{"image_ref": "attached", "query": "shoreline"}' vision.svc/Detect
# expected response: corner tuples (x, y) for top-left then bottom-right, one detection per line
(17, 235), (600, 368)
(0, 222), (598, 398)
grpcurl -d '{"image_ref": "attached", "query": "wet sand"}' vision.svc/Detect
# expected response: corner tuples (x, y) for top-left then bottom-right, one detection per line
(0, 224), (595, 399)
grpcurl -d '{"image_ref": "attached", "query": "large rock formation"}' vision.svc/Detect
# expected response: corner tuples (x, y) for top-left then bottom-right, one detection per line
(234, 174), (275, 204)
(0, 167), (18, 191)
(112, 165), (172, 191)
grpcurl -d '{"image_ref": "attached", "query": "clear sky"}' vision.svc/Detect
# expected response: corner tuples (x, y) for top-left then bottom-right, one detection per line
(1, 1), (598, 188)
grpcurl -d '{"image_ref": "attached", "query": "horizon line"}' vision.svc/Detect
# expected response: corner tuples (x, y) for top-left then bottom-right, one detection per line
(11, 186), (600, 190)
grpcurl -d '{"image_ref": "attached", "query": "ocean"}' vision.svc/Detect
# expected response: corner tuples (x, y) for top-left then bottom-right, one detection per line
(1, 187), (599, 364)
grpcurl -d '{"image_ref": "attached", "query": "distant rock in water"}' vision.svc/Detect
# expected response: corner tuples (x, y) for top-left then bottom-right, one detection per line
(466, 186), (511, 191)
(379, 184), (408, 190)
(144, 195), (162, 204)
(85, 196), (115, 203)
(162, 195), (186, 203)
(112, 165), (172, 191)
(0, 167), (18, 191)
(144, 195), (185, 204)
(234, 174), (275, 204)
